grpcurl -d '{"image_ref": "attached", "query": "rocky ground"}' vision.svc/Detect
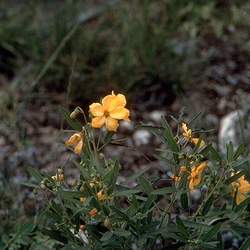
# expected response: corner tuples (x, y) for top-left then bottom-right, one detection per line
(0, 22), (250, 248)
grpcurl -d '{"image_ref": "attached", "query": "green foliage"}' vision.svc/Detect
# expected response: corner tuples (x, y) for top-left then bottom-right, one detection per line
(0, 0), (249, 102)
(4, 107), (249, 249)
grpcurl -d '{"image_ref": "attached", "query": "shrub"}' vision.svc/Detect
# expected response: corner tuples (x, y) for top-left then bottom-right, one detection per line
(7, 91), (250, 249)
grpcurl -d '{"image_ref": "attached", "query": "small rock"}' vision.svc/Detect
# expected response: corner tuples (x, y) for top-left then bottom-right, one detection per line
(133, 129), (151, 146)
(119, 120), (134, 132)
(190, 189), (201, 201)
(148, 110), (165, 123)
(219, 110), (243, 152)
(206, 114), (219, 126)
(227, 75), (239, 85)
(218, 97), (228, 111)
(213, 84), (231, 96)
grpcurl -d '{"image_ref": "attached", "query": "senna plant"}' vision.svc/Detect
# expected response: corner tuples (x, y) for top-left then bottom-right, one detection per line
(27, 92), (250, 250)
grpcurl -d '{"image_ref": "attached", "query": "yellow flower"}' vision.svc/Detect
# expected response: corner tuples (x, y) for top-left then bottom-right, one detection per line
(189, 162), (207, 190)
(65, 132), (84, 155)
(89, 91), (130, 132)
(97, 190), (106, 202)
(172, 162), (207, 190)
(51, 174), (64, 182)
(181, 123), (205, 148)
(182, 123), (192, 141)
(232, 176), (250, 205)
(80, 197), (86, 204)
(171, 166), (187, 182)
(89, 208), (98, 217)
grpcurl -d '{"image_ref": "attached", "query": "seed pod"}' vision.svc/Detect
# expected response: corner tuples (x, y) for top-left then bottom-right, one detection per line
(70, 106), (84, 119)
(104, 217), (111, 229)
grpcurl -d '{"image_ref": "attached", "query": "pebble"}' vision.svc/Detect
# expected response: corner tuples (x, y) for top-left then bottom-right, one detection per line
(148, 110), (165, 123)
(119, 120), (134, 132)
(190, 189), (201, 201)
(133, 129), (151, 146)
(218, 110), (243, 153)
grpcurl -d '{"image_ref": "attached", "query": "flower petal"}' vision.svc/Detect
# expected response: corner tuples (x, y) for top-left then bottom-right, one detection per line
(236, 192), (246, 205)
(89, 103), (104, 117)
(91, 116), (105, 128)
(115, 94), (126, 107)
(74, 139), (84, 155)
(102, 94), (117, 112)
(105, 117), (119, 132)
(192, 138), (205, 148)
(110, 107), (130, 120)
(195, 162), (207, 173)
(65, 133), (81, 146)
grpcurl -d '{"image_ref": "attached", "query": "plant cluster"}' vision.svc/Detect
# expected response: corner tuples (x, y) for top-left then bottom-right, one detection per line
(5, 91), (249, 250)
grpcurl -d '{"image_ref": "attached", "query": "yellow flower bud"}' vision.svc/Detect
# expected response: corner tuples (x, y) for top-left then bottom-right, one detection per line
(104, 217), (111, 229)
(80, 197), (86, 204)
(97, 190), (105, 202)
(51, 175), (57, 181)
(70, 107), (84, 119)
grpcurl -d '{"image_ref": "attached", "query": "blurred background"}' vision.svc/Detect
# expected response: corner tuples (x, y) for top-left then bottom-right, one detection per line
(0, 0), (250, 248)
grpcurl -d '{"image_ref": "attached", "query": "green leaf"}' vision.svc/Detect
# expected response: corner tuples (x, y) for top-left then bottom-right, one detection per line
(225, 171), (244, 185)
(230, 222), (250, 235)
(234, 197), (250, 212)
(110, 206), (136, 230)
(198, 144), (211, 157)
(202, 195), (214, 216)
(114, 189), (140, 197)
(180, 192), (188, 209)
(217, 232), (224, 250)
(233, 144), (245, 160)
(178, 171), (189, 190)
(127, 166), (150, 181)
(176, 217), (189, 240)
(103, 161), (120, 191)
(201, 223), (221, 241)
(142, 195), (156, 212)
(239, 237), (250, 250)
(209, 145), (221, 161)
(21, 182), (39, 188)
(161, 118), (180, 163)
(27, 166), (44, 182)
(151, 187), (176, 195)
(59, 106), (82, 131)
(100, 232), (113, 242)
(139, 176), (154, 193)
(227, 142), (234, 163)
(59, 191), (82, 199)
(113, 229), (131, 238)
(73, 161), (90, 180)
(234, 159), (249, 170)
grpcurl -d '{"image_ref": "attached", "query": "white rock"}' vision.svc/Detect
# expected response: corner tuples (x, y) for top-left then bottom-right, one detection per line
(133, 129), (151, 146)
(190, 189), (201, 201)
(119, 120), (134, 132)
(218, 110), (243, 153)
(148, 110), (165, 123)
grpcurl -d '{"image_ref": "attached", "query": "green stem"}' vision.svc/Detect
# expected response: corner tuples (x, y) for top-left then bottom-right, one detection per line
(193, 173), (224, 218)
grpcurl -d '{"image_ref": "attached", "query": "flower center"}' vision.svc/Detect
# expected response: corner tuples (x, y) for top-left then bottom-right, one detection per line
(104, 111), (110, 117)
